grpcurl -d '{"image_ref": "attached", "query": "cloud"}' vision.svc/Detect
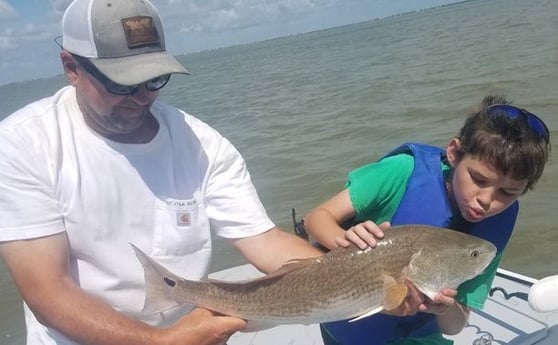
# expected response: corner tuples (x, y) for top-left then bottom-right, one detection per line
(156, 0), (335, 34)
(0, 0), (463, 85)
(0, 35), (15, 49)
(0, 0), (370, 84)
(0, 0), (17, 19)
(0, 21), (60, 52)
(52, 0), (73, 13)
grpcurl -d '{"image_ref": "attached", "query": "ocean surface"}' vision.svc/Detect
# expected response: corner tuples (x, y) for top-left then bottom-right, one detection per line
(1, 0), (557, 343)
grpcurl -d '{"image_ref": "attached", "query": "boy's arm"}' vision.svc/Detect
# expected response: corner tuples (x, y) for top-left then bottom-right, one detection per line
(435, 300), (470, 335)
(303, 189), (354, 250)
(424, 287), (470, 335)
(430, 254), (503, 335)
(304, 189), (385, 251)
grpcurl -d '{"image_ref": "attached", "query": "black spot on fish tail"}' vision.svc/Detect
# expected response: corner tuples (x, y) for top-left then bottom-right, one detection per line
(164, 277), (176, 287)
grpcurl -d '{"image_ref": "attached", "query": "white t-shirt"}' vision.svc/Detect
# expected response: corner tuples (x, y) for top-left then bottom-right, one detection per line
(0, 86), (275, 344)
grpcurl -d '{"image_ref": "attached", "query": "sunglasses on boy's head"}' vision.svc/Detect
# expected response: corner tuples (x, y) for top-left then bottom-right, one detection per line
(486, 104), (550, 143)
(71, 54), (171, 96)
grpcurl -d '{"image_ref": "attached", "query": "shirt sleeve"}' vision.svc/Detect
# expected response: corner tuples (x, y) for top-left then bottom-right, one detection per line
(204, 135), (275, 238)
(0, 126), (65, 241)
(347, 153), (414, 223)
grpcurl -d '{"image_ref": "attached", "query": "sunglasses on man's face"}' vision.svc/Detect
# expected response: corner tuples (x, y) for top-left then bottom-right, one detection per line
(486, 104), (550, 143)
(72, 54), (170, 96)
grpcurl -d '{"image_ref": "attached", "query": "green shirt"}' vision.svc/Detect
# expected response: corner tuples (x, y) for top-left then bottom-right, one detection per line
(345, 153), (501, 345)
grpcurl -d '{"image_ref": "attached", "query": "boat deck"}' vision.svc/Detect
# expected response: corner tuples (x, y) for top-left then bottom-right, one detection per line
(447, 269), (558, 345)
(210, 265), (558, 345)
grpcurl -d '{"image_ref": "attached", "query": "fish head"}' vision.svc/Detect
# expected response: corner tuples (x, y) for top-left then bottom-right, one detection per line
(405, 229), (497, 300)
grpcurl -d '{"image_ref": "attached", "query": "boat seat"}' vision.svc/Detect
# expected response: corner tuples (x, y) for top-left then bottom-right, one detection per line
(507, 327), (548, 345)
(533, 325), (558, 345)
(507, 324), (558, 345)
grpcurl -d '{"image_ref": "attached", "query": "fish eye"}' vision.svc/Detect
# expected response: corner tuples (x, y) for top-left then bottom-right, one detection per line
(470, 250), (480, 258)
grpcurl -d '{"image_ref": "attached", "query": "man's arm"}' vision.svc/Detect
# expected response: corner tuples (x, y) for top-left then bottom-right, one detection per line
(0, 232), (246, 345)
(231, 226), (322, 274)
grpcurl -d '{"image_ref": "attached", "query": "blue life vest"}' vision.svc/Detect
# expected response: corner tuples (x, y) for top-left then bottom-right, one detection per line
(321, 142), (518, 345)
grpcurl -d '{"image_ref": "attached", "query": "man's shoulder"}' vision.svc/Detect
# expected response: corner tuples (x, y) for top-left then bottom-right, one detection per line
(152, 102), (238, 157)
(153, 102), (219, 135)
(0, 86), (73, 130)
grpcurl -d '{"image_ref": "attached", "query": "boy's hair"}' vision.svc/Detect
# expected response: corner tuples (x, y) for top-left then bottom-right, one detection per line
(454, 94), (551, 192)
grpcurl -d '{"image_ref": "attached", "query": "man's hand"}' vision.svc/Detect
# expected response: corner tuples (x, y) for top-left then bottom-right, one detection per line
(163, 308), (247, 345)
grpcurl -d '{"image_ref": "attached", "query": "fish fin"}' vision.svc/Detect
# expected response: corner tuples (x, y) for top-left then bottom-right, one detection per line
(130, 243), (184, 315)
(382, 274), (408, 311)
(209, 257), (316, 285)
(242, 320), (278, 332)
(267, 257), (316, 277)
(348, 306), (384, 322)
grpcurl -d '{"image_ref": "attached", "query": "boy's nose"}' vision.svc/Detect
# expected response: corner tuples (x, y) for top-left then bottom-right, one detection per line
(476, 190), (493, 211)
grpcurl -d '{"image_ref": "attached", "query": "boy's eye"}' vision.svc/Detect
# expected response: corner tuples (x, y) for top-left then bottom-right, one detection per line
(471, 174), (485, 185)
(500, 188), (522, 198)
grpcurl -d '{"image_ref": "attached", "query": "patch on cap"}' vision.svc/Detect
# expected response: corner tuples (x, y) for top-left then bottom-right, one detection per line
(121, 16), (161, 49)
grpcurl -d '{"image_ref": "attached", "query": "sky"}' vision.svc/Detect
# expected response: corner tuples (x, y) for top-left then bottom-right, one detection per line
(0, 0), (464, 86)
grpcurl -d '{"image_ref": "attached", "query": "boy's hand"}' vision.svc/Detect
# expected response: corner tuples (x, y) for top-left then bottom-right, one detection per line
(382, 280), (425, 316)
(335, 221), (390, 249)
(420, 288), (458, 315)
(381, 283), (458, 317)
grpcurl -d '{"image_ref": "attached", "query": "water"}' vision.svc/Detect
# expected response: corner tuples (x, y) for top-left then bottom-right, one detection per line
(1, 0), (557, 342)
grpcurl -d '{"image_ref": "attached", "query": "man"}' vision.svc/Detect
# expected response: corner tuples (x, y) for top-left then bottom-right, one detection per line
(0, 0), (321, 344)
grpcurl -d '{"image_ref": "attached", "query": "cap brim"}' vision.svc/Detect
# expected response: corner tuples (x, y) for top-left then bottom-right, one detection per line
(90, 51), (189, 85)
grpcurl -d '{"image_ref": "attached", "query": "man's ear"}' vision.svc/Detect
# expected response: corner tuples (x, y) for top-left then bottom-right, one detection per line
(60, 51), (80, 86)
(446, 137), (461, 168)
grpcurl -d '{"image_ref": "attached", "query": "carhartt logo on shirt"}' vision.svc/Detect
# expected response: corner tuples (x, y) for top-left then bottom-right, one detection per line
(177, 212), (191, 226)
(166, 199), (197, 207)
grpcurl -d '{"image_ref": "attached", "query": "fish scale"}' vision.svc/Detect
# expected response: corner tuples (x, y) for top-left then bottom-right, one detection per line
(132, 224), (496, 325)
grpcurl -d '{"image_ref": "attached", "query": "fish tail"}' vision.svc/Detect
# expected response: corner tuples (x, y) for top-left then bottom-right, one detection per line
(130, 243), (185, 315)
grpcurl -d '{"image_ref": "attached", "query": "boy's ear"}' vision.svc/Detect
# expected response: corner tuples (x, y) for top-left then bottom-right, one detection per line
(446, 138), (461, 167)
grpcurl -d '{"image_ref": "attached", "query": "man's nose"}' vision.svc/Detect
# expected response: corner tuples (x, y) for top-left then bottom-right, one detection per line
(130, 84), (156, 105)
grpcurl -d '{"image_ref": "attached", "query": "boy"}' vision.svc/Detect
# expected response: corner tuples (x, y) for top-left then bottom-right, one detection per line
(303, 94), (551, 345)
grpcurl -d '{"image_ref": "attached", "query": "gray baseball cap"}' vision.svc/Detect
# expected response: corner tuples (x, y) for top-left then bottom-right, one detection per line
(61, 0), (188, 85)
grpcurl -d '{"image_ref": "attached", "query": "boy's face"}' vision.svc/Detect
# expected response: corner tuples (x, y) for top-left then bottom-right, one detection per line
(446, 138), (528, 223)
